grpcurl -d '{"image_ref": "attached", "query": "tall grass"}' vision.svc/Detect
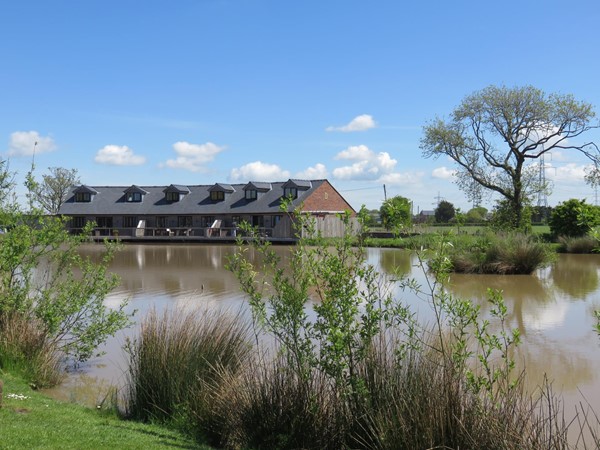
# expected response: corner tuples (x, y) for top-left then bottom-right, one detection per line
(451, 233), (551, 274)
(123, 307), (252, 427)
(0, 312), (63, 388)
(558, 235), (599, 253)
(124, 310), (591, 449)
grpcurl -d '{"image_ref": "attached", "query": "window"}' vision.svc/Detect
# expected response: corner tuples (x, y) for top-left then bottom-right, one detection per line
(96, 217), (113, 228)
(210, 191), (224, 201)
(75, 192), (91, 202)
(200, 216), (214, 227)
(245, 189), (257, 200)
(72, 216), (86, 228)
(273, 215), (282, 226)
(284, 187), (298, 199)
(252, 216), (264, 227)
(156, 216), (167, 228)
(166, 191), (180, 202)
(178, 216), (192, 227)
(123, 216), (137, 228)
(127, 192), (142, 202)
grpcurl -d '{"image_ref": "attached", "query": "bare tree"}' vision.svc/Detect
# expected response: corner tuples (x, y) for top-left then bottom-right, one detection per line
(32, 167), (80, 215)
(421, 85), (599, 229)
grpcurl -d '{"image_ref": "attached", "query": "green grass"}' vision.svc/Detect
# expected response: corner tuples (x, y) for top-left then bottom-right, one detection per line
(0, 371), (206, 450)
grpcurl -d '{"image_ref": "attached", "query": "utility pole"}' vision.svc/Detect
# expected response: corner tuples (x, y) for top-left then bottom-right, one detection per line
(383, 184), (387, 201)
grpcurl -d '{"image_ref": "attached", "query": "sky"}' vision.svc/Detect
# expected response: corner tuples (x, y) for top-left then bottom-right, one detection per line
(2, 0), (600, 213)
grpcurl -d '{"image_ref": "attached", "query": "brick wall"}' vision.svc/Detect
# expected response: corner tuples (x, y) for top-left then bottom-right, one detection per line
(302, 181), (355, 214)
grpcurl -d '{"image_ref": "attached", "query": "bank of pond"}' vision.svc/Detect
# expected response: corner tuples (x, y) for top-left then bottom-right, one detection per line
(2, 230), (600, 449)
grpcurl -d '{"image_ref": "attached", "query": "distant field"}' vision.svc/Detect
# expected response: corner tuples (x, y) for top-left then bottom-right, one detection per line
(369, 224), (551, 236)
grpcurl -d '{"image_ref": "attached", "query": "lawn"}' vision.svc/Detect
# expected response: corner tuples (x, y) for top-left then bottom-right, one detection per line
(0, 371), (207, 450)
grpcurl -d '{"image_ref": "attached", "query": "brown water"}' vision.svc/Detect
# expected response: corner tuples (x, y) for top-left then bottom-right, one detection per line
(45, 244), (600, 422)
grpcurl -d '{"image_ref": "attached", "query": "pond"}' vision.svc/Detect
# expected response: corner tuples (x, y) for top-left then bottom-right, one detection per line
(44, 244), (600, 422)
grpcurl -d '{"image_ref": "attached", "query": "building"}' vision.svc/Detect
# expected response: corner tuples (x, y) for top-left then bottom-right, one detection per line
(58, 179), (355, 241)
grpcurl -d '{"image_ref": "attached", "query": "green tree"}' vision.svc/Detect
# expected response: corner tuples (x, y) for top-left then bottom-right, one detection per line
(31, 167), (80, 215)
(421, 85), (599, 230)
(0, 159), (132, 368)
(550, 198), (600, 237)
(434, 200), (455, 223)
(380, 195), (412, 231)
(465, 206), (488, 223)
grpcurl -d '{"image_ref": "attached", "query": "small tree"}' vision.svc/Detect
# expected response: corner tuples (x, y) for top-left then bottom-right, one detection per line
(31, 167), (80, 215)
(380, 195), (412, 232)
(434, 200), (455, 223)
(0, 159), (132, 371)
(550, 198), (600, 238)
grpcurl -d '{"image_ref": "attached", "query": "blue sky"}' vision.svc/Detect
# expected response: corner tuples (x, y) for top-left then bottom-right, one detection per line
(2, 0), (600, 212)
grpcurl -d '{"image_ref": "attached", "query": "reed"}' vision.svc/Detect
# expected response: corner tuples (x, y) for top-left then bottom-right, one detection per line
(558, 235), (599, 254)
(0, 312), (63, 388)
(123, 307), (252, 426)
(451, 233), (550, 274)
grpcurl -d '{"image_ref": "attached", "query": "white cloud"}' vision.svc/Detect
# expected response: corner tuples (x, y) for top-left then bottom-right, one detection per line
(95, 145), (146, 166)
(332, 145), (401, 182)
(161, 141), (224, 172)
(335, 144), (373, 161)
(326, 114), (376, 132)
(8, 131), (56, 156)
(296, 163), (328, 180)
(230, 161), (290, 182)
(432, 166), (456, 180)
(548, 163), (586, 183)
(379, 171), (425, 185)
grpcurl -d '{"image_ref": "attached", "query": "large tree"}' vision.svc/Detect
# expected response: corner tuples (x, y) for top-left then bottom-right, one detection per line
(32, 167), (80, 214)
(421, 85), (598, 229)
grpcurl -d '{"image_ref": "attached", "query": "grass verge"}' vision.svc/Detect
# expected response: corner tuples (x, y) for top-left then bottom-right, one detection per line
(0, 370), (205, 450)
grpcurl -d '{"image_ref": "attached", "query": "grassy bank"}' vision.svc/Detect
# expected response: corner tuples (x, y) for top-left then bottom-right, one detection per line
(0, 371), (204, 450)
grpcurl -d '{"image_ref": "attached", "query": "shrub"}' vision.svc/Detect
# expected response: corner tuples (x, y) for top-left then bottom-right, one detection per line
(550, 199), (600, 238)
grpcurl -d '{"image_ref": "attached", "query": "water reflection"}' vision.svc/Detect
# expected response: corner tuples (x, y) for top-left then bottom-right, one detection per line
(48, 244), (600, 420)
(550, 254), (600, 300)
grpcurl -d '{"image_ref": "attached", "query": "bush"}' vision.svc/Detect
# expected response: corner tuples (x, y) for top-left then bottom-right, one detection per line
(550, 199), (600, 238)
(0, 162), (132, 384)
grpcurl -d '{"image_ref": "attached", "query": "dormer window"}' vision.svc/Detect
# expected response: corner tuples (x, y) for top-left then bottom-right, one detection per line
(211, 191), (225, 201)
(124, 185), (148, 203)
(163, 184), (190, 203)
(75, 192), (91, 202)
(127, 192), (142, 202)
(282, 179), (311, 200)
(166, 191), (180, 202)
(73, 185), (98, 202)
(209, 183), (234, 202)
(284, 187), (298, 199)
(243, 182), (270, 201)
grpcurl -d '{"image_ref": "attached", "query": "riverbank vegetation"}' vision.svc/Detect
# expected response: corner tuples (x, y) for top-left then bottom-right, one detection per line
(122, 211), (600, 449)
(0, 161), (132, 388)
(0, 371), (199, 449)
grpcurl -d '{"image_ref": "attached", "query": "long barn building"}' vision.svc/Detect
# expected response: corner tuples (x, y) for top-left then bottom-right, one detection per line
(58, 179), (355, 241)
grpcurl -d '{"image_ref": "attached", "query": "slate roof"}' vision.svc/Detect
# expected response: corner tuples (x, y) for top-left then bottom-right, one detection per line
(59, 180), (328, 216)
